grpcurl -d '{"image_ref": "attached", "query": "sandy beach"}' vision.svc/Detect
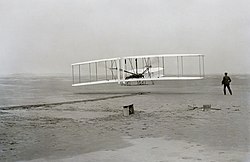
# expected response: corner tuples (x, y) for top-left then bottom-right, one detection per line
(1, 0), (250, 160)
(0, 76), (250, 162)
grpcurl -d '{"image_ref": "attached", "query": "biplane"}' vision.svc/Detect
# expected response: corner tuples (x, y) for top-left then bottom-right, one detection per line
(71, 54), (205, 86)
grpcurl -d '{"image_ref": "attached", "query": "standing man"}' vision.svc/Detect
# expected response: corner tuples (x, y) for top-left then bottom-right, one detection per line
(221, 72), (232, 95)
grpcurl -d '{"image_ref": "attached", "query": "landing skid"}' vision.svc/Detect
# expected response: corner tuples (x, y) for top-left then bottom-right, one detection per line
(121, 80), (154, 86)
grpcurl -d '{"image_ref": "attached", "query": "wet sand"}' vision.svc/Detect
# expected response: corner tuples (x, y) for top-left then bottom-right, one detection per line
(1, 87), (250, 162)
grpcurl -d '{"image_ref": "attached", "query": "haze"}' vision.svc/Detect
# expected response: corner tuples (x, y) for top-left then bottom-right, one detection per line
(0, 0), (249, 75)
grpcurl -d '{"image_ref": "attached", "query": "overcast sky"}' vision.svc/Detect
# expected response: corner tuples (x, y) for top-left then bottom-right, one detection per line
(0, 0), (249, 75)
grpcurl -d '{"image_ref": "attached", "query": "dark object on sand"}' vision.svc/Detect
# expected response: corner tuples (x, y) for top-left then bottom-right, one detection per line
(188, 105), (221, 111)
(203, 104), (211, 109)
(123, 104), (134, 116)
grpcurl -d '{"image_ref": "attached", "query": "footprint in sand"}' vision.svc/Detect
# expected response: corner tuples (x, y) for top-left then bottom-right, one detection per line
(218, 151), (225, 154)
(182, 156), (194, 160)
(199, 149), (204, 153)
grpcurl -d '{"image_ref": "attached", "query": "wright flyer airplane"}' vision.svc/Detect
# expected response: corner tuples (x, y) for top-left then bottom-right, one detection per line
(71, 54), (205, 86)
